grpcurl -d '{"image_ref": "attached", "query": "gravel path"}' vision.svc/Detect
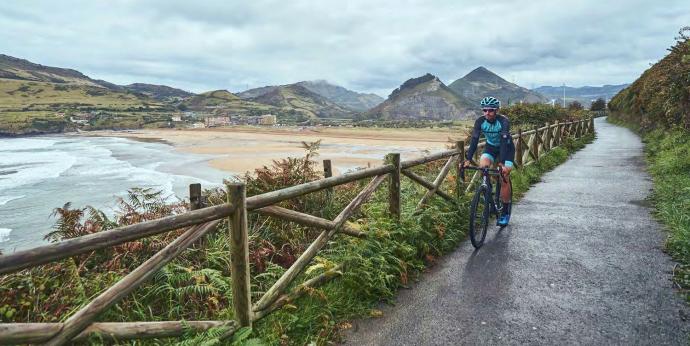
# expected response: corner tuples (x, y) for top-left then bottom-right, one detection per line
(344, 118), (690, 345)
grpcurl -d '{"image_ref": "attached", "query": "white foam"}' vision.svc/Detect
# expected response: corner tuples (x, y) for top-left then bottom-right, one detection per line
(0, 228), (10, 242)
(0, 150), (77, 192)
(0, 195), (25, 206)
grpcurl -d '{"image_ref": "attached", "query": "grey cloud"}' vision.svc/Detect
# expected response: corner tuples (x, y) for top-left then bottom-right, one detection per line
(0, 0), (689, 96)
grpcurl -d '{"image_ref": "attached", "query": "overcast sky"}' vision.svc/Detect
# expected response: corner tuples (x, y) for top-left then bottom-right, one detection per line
(1, 0), (689, 97)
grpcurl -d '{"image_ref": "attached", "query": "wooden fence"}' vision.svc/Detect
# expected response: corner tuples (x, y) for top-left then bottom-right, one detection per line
(0, 118), (594, 344)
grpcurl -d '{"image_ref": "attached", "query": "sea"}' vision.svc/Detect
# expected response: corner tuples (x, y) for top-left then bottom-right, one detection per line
(0, 135), (230, 253)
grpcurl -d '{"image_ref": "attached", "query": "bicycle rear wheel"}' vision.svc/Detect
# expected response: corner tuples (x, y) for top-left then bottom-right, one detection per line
(469, 184), (490, 248)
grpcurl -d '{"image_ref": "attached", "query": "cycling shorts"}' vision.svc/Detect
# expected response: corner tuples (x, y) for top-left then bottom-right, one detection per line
(481, 141), (515, 168)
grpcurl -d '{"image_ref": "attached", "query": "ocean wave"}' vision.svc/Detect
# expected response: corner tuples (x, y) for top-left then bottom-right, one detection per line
(0, 138), (57, 152)
(0, 228), (11, 243)
(0, 150), (77, 192)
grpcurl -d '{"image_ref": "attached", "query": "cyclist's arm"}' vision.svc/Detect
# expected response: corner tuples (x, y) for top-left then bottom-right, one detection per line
(466, 117), (483, 161)
(499, 116), (513, 167)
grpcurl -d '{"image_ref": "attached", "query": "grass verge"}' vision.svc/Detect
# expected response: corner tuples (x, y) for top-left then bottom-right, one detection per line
(607, 117), (690, 299)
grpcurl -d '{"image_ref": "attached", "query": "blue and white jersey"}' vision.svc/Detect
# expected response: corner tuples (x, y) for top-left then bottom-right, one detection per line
(466, 114), (513, 164)
(473, 115), (510, 146)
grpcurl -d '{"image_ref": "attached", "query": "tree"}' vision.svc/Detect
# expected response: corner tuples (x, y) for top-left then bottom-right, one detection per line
(568, 100), (583, 111)
(590, 98), (606, 111)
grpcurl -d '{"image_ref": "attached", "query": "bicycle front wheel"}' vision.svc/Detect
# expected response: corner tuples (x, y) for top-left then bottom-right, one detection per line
(469, 184), (490, 249)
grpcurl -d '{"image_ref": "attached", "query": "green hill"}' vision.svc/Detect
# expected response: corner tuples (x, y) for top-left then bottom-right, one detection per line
(246, 84), (356, 118)
(367, 73), (476, 120)
(295, 80), (383, 111)
(124, 83), (194, 101)
(180, 89), (279, 116)
(238, 81), (383, 112)
(0, 54), (171, 135)
(608, 32), (690, 130)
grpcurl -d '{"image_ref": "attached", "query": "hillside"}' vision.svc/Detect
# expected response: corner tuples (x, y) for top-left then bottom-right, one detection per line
(608, 32), (690, 130)
(181, 89), (278, 115)
(367, 73), (476, 120)
(0, 54), (112, 88)
(238, 81), (383, 112)
(124, 83), (194, 101)
(449, 66), (547, 105)
(236, 85), (279, 99)
(296, 80), (383, 111)
(246, 84), (356, 118)
(0, 55), (172, 135)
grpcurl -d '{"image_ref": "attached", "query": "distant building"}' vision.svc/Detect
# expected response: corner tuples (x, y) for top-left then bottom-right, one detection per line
(191, 122), (206, 128)
(259, 114), (277, 125)
(69, 116), (89, 125)
(205, 116), (231, 127)
(171, 115), (182, 122)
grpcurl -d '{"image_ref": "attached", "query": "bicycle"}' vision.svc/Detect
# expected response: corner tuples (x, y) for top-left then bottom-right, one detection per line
(460, 161), (513, 249)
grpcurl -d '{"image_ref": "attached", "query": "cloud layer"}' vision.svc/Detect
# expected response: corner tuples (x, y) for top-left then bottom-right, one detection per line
(1, 0), (688, 96)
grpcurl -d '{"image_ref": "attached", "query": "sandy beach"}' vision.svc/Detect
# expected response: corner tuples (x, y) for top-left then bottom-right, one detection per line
(86, 126), (471, 175)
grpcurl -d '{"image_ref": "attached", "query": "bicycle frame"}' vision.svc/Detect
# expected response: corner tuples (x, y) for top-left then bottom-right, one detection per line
(460, 165), (507, 216)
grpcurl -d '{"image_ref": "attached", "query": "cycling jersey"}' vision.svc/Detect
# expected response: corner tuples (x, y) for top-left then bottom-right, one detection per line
(466, 114), (515, 166)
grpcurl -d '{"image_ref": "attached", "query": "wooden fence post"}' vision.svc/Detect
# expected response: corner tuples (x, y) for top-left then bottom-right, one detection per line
(323, 159), (333, 201)
(456, 141), (465, 198)
(532, 125), (540, 159)
(189, 183), (202, 210)
(323, 159), (332, 178)
(227, 183), (252, 328)
(544, 122), (551, 151)
(515, 130), (523, 167)
(386, 153), (401, 220)
(590, 117), (595, 133)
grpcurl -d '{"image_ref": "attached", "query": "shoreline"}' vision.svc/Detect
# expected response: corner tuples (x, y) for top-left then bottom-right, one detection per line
(78, 126), (468, 175)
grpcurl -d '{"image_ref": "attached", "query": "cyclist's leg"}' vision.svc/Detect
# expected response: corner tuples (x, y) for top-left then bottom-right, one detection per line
(479, 145), (496, 168)
(498, 141), (515, 225)
(499, 140), (515, 202)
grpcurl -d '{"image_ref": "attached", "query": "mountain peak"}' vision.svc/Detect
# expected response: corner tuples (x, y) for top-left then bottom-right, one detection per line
(449, 67), (548, 105)
(461, 66), (507, 84)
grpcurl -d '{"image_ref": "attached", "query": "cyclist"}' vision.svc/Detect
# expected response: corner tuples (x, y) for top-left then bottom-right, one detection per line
(462, 96), (515, 226)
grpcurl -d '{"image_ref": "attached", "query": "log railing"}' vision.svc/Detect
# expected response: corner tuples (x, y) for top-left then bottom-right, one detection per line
(0, 118), (595, 345)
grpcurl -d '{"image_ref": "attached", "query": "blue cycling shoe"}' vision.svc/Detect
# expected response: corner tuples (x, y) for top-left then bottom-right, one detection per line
(498, 213), (511, 226)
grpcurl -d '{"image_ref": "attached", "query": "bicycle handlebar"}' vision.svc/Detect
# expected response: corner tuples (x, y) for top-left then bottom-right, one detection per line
(459, 161), (508, 184)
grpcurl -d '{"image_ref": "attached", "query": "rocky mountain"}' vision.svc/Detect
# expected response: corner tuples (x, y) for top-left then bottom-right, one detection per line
(532, 84), (629, 105)
(124, 83), (194, 101)
(367, 73), (476, 120)
(448, 66), (547, 105)
(295, 80), (383, 111)
(247, 84), (356, 118)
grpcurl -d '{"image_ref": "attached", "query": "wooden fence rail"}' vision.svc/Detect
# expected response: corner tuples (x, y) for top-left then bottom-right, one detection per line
(0, 118), (594, 345)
